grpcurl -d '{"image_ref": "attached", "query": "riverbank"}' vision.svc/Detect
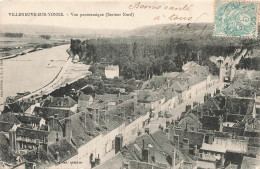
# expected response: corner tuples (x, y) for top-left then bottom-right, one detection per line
(2, 45), (90, 105)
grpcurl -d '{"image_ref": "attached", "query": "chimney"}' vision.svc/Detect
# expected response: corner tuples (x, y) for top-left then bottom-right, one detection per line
(172, 148), (176, 168)
(169, 125), (174, 142)
(54, 114), (58, 119)
(204, 94), (208, 102)
(173, 135), (179, 147)
(151, 154), (155, 163)
(55, 151), (60, 162)
(56, 132), (59, 142)
(185, 105), (191, 112)
(36, 139), (40, 160)
(92, 109), (97, 122)
(167, 78), (170, 89)
(145, 128), (150, 134)
(65, 118), (72, 143)
(132, 93), (138, 102)
(115, 134), (123, 154)
(183, 138), (189, 149)
(95, 154), (101, 166)
(142, 139), (149, 163)
(66, 111), (70, 117)
(193, 145), (199, 156)
(82, 111), (86, 126)
(166, 121), (171, 128)
(9, 131), (17, 152)
(216, 89), (220, 94)
(131, 101), (135, 113)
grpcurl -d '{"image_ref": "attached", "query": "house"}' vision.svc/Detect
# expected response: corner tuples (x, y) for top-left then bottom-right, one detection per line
(50, 99), (150, 169)
(241, 156), (260, 169)
(121, 130), (186, 169)
(10, 127), (49, 153)
(0, 112), (21, 125)
(0, 133), (22, 169)
(182, 61), (197, 71)
(14, 114), (45, 130)
(78, 93), (94, 109)
(33, 107), (75, 120)
(218, 49), (247, 83)
(178, 113), (202, 131)
(136, 90), (163, 119)
(105, 65), (119, 79)
(42, 96), (78, 112)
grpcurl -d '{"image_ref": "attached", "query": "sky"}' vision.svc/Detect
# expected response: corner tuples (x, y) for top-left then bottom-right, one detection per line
(0, 0), (214, 30)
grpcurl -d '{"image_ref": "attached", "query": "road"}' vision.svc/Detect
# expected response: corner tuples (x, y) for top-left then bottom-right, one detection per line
(145, 81), (224, 134)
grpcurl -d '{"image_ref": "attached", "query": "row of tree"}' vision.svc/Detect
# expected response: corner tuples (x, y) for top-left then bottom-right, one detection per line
(4, 32), (23, 37)
(70, 37), (259, 80)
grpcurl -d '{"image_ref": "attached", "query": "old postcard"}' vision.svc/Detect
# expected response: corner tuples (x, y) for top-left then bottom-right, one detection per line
(0, 0), (259, 168)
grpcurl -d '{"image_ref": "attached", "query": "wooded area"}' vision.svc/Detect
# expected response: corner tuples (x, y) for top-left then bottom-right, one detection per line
(70, 37), (259, 80)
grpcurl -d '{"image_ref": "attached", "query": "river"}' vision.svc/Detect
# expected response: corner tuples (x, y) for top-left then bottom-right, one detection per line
(2, 44), (90, 104)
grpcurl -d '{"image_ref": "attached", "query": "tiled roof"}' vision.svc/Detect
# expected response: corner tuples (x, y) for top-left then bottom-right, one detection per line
(59, 112), (96, 147)
(201, 143), (226, 153)
(78, 93), (93, 101)
(34, 107), (75, 120)
(0, 132), (17, 164)
(182, 61), (197, 71)
(87, 100), (108, 110)
(136, 90), (162, 102)
(180, 113), (202, 126)
(174, 129), (205, 147)
(94, 152), (125, 169)
(48, 138), (78, 164)
(151, 130), (184, 163)
(0, 112), (21, 125)
(3, 101), (33, 113)
(15, 114), (43, 124)
(105, 99), (147, 126)
(105, 65), (119, 70)
(186, 74), (206, 86)
(171, 81), (187, 92)
(44, 96), (77, 108)
(0, 121), (15, 132)
(124, 134), (169, 165)
(95, 94), (131, 102)
(200, 115), (220, 131)
(160, 89), (178, 101)
(163, 72), (181, 78)
(22, 146), (56, 169)
(241, 156), (260, 169)
(225, 164), (238, 169)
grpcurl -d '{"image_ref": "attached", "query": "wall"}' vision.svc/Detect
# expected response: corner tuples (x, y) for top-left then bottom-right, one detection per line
(52, 111), (149, 169)
(105, 70), (119, 79)
(214, 137), (248, 153)
(121, 111), (149, 146)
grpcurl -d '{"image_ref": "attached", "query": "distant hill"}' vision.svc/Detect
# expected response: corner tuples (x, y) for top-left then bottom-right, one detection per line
(0, 24), (127, 37)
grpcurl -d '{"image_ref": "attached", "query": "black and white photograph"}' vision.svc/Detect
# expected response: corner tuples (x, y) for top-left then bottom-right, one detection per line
(0, 0), (259, 168)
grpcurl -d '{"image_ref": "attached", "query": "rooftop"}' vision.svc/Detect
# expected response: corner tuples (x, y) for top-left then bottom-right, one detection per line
(0, 121), (16, 132)
(48, 138), (78, 164)
(34, 107), (75, 120)
(0, 132), (17, 164)
(241, 156), (260, 169)
(200, 143), (226, 153)
(15, 114), (43, 124)
(105, 65), (119, 70)
(0, 112), (21, 125)
(43, 96), (77, 108)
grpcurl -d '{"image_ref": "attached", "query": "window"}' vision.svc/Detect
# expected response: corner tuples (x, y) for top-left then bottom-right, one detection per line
(112, 140), (115, 149)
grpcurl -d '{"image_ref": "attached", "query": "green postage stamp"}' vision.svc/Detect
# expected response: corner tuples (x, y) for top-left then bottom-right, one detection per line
(214, 0), (259, 38)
